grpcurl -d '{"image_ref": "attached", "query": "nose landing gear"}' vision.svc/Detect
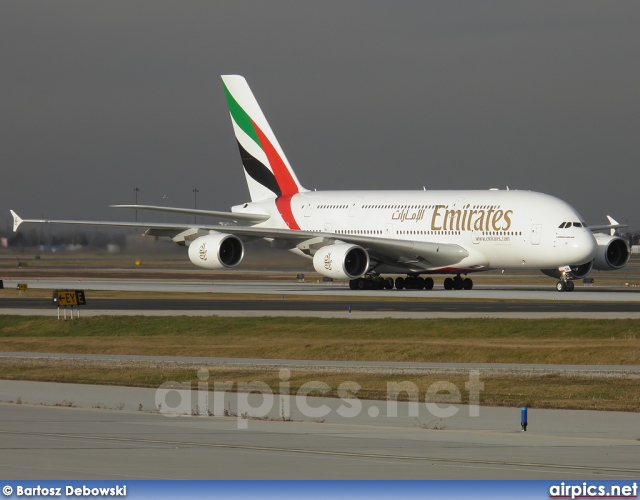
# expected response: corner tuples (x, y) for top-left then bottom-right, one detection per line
(556, 279), (575, 292)
(556, 266), (576, 292)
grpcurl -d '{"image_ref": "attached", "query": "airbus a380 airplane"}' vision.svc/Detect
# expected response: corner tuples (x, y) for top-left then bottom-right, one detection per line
(11, 75), (630, 292)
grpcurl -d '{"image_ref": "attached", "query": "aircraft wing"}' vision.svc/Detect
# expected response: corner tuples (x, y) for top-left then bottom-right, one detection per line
(588, 215), (628, 234)
(110, 205), (270, 223)
(10, 210), (468, 270)
(208, 225), (470, 270)
(10, 210), (205, 233)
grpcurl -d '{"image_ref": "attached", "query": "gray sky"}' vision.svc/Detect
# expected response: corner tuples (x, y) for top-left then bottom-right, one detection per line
(2, 1), (639, 231)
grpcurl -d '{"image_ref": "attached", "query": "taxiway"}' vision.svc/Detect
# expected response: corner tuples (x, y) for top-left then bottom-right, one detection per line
(0, 380), (638, 480)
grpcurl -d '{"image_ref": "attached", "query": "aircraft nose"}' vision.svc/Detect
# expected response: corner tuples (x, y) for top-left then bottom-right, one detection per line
(575, 230), (597, 263)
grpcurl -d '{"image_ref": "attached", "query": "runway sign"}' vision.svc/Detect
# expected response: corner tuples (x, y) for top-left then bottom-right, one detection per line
(53, 290), (87, 307)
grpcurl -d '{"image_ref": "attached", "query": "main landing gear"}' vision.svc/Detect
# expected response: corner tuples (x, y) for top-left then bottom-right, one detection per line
(348, 276), (393, 290)
(394, 276), (434, 290)
(443, 274), (474, 291)
(348, 274), (473, 291)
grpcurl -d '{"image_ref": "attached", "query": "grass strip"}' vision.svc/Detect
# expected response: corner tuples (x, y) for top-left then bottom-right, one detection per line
(2, 315), (638, 411)
(0, 316), (638, 365)
(0, 360), (638, 412)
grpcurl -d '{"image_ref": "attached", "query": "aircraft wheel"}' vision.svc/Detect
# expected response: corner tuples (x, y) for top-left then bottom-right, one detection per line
(349, 279), (358, 290)
(556, 281), (566, 292)
(415, 277), (425, 290)
(424, 277), (434, 290)
(463, 278), (473, 290)
(372, 277), (384, 290)
(566, 280), (575, 292)
(384, 277), (394, 290)
(395, 277), (405, 290)
(357, 278), (371, 290)
(443, 277), (454, 290)
(405, 277), (415, 290)
(453, 276), (464, 290)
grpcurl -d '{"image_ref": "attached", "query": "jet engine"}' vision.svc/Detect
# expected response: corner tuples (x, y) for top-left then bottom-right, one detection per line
(592, 233), (630, 271)
(188, 233), (244, 270)
(312, 243), (369, 280)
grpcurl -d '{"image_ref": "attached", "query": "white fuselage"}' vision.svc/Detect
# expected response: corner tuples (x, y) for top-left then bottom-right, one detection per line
(235, 189), (597, 274)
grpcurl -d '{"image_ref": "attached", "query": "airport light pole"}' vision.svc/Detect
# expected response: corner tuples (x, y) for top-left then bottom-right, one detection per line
(133, 187), (140, 223)
(163, 194), (168, 222)
(193, 188), (199, 224)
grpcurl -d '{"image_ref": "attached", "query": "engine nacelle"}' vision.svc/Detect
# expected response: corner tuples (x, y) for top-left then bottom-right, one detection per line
(541, 261), (593, 280)
(188, 233), (244, 270)
(312, 243), (369, 280)
(593, 233), (630, 271)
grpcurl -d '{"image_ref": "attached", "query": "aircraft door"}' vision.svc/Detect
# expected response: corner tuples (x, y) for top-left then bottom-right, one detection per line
(349, 198), (362, 217)
(304, 199), (316, 217)
(530, 224), (541, 245)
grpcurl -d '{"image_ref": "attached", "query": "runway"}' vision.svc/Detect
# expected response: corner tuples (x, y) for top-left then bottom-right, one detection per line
(4, 295), (640, 313)
(2, 278), (640, 318)
(5, 277), (640, 300)
(0, 380), (638, 480)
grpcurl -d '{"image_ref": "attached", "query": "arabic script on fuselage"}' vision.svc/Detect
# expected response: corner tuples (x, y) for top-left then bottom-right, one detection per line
(391, 205), (514, 232)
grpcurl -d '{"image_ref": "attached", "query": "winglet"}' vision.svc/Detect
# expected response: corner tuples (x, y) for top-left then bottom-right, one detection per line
(606, 215), (619, 236)
(10, 210), (23, 232)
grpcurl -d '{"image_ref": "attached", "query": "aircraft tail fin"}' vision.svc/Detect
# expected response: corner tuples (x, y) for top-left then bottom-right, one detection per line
(222, 75), (307, 202)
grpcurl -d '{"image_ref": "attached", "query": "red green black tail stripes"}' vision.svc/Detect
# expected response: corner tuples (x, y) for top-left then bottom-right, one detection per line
(223, 80), (299, 198)
(222, 75), (304, 230)
(236, 140), (282, 197)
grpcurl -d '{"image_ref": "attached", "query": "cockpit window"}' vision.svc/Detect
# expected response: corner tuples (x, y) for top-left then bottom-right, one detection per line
(559, 222), (586, 228)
